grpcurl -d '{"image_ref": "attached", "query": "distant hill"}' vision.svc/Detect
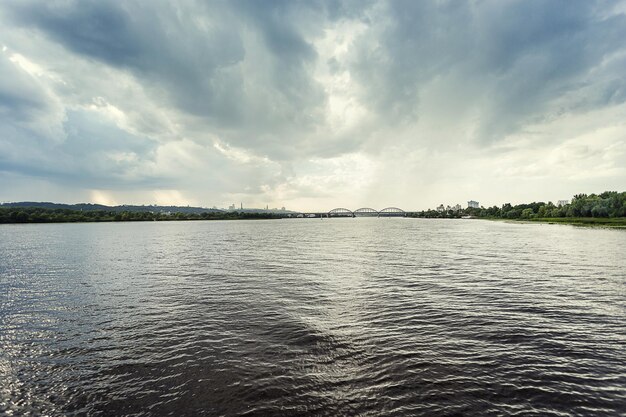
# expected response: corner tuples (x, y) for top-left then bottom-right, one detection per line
(0, 202), (223, 214)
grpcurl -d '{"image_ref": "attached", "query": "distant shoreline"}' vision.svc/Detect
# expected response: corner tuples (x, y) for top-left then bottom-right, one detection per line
(2, 191), (625, 226)
(0, 207), (283, 224)
(2, 213), (625, 228)
(486, 217), (626, 228)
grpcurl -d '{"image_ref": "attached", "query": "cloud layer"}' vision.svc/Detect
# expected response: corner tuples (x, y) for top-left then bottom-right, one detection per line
(1, 0), (625, 210)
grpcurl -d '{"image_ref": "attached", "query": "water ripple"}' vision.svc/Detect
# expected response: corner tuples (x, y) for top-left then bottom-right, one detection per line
(1, 219), (625, 416)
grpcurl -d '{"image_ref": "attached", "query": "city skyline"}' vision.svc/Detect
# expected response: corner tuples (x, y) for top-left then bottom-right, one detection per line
(1, 1), (625, 211)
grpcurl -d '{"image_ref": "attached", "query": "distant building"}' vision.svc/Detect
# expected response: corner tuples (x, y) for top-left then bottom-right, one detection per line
(557, 200), (569, 207)
(437, 204), (445, 212)
(454, 204), (462, 211)
(468, 200), (479, 209)
(228, 204), (236, 210)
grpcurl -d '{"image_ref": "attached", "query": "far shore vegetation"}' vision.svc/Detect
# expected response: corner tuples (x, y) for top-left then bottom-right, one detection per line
(410, 191), (626, 228)
(0, 208), (280, 224)
(1, 191), (625, 227)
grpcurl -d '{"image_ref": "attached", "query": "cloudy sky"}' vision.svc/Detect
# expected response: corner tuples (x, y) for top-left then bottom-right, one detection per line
(1, 0), (625, 211)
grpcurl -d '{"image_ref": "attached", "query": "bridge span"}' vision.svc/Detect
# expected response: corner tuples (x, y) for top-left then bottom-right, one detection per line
(290, 207), (408, 218)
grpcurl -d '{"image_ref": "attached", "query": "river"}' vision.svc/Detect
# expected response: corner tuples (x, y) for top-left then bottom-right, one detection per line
(1, 218), (624, 416)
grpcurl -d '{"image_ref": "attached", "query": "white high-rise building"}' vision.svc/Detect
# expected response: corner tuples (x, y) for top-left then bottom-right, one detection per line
(468, 200), (479, 209)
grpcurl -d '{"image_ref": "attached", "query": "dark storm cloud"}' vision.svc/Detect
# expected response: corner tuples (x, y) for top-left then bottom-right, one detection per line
(7, 1), (246, 120)
(0, 52), (56, 123)
(0, 43), (164, 188)
(348, 0), (626, 141)
(8, 0), (622, 150)
(0, 108), (165, 188)
(5, 0), (329, 151)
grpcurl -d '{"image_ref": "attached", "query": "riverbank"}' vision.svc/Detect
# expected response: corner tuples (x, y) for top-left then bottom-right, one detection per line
(492, 217), (626, 228)
(0, 207), (281, 224)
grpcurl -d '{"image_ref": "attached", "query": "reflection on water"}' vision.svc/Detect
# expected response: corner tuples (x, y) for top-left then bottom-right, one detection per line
(1, 219), (625, 415)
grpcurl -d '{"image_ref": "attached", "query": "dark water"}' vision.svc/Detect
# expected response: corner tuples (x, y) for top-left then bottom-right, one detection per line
(1, 219), (624, 416)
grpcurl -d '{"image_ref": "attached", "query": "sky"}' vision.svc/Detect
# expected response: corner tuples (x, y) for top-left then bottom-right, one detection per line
(1, 0), (625, 211)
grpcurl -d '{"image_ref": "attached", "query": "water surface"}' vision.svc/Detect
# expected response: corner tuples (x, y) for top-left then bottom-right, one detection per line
(1, 219), (624, 416)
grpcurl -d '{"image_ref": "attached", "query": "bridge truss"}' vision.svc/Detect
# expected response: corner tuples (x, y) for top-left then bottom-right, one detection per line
(286, 207), (408, 218)
(328, 208), (354, 217)
(354, 208), (379, 217)
(378, 207), (406, 217)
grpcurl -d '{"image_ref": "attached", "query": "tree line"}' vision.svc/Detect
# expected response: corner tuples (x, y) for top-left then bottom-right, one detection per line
(0, 207), (280, 224)
(410, 191), (626, 220)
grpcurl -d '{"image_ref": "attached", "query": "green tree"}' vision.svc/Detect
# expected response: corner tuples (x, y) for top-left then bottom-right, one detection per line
(521, 208), (534, 219)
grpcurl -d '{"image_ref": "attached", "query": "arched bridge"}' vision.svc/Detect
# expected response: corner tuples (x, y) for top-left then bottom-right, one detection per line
(328, 208), (354, 217)
(378, 207), (405, 217)
(292, 207), (407, 218)
(354, 208), (378, 217)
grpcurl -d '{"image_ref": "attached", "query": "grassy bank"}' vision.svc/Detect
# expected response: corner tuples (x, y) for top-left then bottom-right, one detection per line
(499, 217), (626, 228)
